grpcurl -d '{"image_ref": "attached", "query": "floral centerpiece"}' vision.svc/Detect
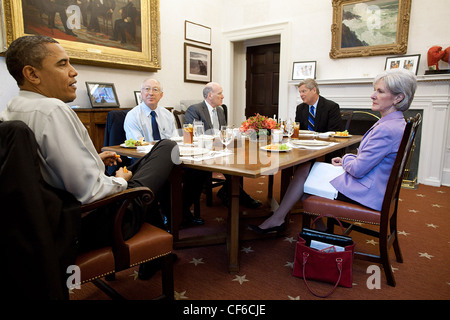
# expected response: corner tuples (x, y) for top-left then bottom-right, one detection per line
(239, 113), (280, 136)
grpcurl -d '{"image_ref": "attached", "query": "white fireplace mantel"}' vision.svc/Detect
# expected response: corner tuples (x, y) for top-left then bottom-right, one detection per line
(287, 74), (450, 187)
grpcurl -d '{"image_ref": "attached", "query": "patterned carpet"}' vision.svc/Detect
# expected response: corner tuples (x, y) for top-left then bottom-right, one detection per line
(70, 173), (450, 303)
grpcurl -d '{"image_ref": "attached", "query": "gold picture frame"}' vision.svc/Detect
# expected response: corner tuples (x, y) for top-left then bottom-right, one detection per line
(2, 0), (161, 71)
(330, 0), (412, 59)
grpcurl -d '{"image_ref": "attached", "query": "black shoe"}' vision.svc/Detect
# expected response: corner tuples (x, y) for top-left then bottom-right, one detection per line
(248, 223), (286, 234)
(240, 193), (262, 209)
(181, 210), (204, 227)
(216, 187), (229, 207)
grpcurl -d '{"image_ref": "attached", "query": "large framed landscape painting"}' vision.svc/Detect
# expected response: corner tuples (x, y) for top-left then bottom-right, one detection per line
(330, 0), (412, 59)
(2, 0), (161, 71)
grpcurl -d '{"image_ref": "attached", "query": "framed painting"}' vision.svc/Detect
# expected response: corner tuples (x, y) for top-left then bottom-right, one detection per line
(2, 0), (161, 71)
(292, 61), (317, 80)
(330, 0), (412, 59)
(184, 43), (212, 84)
(86, 82), (120, 108)
(185, 20), (211, 45)
(385, 54), (420, 75)
(134, 90), (142, 105)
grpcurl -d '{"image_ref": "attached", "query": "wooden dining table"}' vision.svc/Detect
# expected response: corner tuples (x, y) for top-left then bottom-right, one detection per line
(102, 134), (362, 273)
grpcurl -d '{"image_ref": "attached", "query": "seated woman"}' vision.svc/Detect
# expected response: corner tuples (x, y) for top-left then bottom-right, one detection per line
(250, 68), (417, 233)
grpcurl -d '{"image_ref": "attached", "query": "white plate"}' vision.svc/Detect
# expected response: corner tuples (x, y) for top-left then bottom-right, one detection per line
(260, 144), (292, 152)
(179, 147), (210, 156)
(291, 140), (331, 146)
(298, 130), (316, 134)
(120, 143), (136, 149)
(330, 134), (352, 138)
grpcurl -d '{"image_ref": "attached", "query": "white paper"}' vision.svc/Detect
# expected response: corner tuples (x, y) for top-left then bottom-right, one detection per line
(310, 240), (345, 252)
(304, 162), (344, 199)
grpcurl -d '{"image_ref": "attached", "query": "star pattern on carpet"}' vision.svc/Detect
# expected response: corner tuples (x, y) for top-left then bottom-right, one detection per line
(288, 295), (300, 300)
(426, 223), (438, 228)
(175, 290), (188, 300)
(284, 236), (296, 244)
(189, 258), (205, 266)
(285, 261), (294, 268)
(416, 193), (426, 197)
(232, 275), (249, 285)
(418, 252), (434, 259)
(408, 209), (419, 213)
(431, 204), (442, 208)
(241, 246), (254, 253)
(398, 230), (410, 236)
(366, 239), (378, 245)
(130, 270), (139, 280)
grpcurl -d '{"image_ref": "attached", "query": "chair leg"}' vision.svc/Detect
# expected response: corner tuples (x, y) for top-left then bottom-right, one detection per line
(379, 236), (396, 287)
(160, 253), (174, 300)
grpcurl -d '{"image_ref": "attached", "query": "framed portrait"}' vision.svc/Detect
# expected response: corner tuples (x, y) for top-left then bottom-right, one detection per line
(385, 54), (420, 75)
(185, 20), (211, 45)
(2, 0), (161, 71)
(184, 43), (212, 84)
(86, 82), (120, 108)
(134, 90), (142, 105)
(330, 0), (412, 59)
(292, 61), (317, 80)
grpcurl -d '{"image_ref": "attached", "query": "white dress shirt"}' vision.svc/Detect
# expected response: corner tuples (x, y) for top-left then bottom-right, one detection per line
(0, 90), (127, 204)
(124, 103), (178, 142)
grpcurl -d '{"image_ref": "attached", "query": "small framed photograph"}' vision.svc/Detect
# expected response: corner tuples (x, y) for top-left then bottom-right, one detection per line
(184, 43), (212, 84)
(85, 82), (120, 108)
(134, 91), (142, 105)
(292, 61), (317, 80)
(185, 20), (211, 45)
(385, 54), (421, 75)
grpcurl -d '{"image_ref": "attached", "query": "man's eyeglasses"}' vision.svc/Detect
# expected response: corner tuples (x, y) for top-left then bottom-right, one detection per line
(142, 87), (161, 93)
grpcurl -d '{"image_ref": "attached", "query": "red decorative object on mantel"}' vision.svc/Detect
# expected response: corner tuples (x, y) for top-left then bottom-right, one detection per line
(425, 46), (450, 75)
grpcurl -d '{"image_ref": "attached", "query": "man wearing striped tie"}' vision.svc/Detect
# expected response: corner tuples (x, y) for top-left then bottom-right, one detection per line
(294, 79), (342, 133)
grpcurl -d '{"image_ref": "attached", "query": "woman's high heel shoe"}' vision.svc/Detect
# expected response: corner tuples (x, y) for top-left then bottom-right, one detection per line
(248, 223), (286, 234)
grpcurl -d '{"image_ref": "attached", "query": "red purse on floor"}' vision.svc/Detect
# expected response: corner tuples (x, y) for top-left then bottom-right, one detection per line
(293, 215), (355, 298)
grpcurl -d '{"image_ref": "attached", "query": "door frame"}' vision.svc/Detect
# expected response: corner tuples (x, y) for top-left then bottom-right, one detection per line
(222, 22), (291, 127)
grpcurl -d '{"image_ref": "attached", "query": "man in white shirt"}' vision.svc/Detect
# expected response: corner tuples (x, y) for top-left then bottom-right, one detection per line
(1, 35), (177, 257)
(124, 78), (178, 142)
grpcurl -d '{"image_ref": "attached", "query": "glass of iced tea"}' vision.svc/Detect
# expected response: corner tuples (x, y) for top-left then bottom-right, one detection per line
(292, 122), (300, 139)
(183, 124), (194, 144)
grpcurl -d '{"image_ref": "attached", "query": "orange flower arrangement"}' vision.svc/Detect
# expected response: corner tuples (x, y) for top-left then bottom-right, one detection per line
(239, 113), (280, 135)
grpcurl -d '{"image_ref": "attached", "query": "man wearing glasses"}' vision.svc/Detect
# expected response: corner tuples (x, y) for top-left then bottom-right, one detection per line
(124, 78), (178, 142)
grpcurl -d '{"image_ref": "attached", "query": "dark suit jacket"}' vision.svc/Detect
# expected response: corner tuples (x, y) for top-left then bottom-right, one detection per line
(295, 95), (343, 132)
(185, 101), (227, 134)
(0, 120), (81, 300)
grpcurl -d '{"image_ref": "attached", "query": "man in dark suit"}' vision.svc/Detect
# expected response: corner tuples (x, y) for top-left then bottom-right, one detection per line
(295, 78), (342, 133)
(185, 82), (261, 209)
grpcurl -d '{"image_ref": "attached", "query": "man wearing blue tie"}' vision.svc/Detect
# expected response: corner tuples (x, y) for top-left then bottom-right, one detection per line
(124, 78), (178, 142)
(294, 79), (342, 133)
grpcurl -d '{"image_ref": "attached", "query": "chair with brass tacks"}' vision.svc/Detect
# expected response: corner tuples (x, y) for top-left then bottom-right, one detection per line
(301, 114), (421, 287)
(76, 187), (175, 300)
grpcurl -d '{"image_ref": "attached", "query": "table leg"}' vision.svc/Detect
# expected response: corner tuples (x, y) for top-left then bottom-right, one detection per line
(227, 175), (240, 273)
(169, 166), (183, 242)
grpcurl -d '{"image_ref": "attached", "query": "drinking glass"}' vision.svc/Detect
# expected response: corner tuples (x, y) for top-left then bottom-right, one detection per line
(183, 123), (193, 145)
(285, 121), (294, 143)
(220, 125), (233, 153)
(193, 120), (204, 139)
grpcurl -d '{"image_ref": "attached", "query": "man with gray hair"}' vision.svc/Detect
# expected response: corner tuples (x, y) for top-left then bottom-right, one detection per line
(295, 78), (342, 133)
(124, 78), (178, 142)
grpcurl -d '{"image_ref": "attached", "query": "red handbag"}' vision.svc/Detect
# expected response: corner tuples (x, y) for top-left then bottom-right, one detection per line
(293, 216), (355, 298)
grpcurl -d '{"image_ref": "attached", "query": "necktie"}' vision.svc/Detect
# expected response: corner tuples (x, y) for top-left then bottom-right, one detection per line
(308, 105), (315, 131)
(212, 108), (219, 130)
(150, 111), (161, 141)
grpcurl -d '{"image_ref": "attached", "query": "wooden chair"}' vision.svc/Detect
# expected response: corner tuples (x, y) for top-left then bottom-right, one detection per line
(76, 187), (175, 300)
(301, 114), (421, 287)
(340, 110), (353, 131)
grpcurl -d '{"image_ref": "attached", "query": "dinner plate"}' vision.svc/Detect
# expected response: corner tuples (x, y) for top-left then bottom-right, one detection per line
(298, 130), (316, 134)
(260, 144), (292, 152)
(290, 140), (331, 146)
(120, 143), (137, 149)
(330, 134), (353, 138)
(179, 146), (210, 156)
